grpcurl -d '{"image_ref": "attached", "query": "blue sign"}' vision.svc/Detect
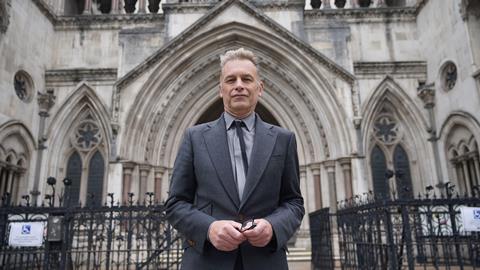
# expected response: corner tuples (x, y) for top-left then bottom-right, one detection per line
(21, 225), (31, 235)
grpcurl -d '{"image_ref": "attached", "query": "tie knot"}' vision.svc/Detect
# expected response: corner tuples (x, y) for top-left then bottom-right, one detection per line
(234, 120), (246, 129)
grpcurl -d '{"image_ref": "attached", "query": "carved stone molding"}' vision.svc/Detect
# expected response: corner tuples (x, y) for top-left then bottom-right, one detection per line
(0, 0), (11, 34)
(55, 14), (165, 31)
(31, 0), (165, 31)
(305, 6), (417, 23)
(149, 60), (330, 164)
(337, 157), (351, 168)
(354, 61), (427, 80)
(113, 0), (355, 105)
(162, 3), (215, 13)
(37, 89), (56, 117)
(45, 68), (118, 84)
(417, 83), (435, 108)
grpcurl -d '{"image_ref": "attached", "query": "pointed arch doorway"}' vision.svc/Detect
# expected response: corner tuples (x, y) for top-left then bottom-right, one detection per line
(195, 98), (280, 126)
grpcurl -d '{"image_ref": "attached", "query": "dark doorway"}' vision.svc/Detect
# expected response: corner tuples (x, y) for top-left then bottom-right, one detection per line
(196, 98), (280, 126)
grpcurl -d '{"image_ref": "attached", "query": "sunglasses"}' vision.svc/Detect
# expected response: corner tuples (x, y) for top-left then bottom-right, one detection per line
(238, 219), (257, 232)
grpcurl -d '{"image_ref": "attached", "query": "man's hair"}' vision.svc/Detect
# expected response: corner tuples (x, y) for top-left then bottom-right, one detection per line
(220, 48), (259, 72)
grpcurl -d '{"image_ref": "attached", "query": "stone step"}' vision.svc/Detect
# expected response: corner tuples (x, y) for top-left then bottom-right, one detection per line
(286, 247), (311, 262)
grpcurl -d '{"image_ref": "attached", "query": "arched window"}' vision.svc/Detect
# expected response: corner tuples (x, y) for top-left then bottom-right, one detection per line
(0, 123), (33, 204)
(393, 145), (414, 199)
(86, 151), (105, 206)
(66, 151), (82, 206)
(63, 111), (107, 206)
(369, 106), (414, 200)
(371, 145), (389, 199)
(446, 124), (480, 196)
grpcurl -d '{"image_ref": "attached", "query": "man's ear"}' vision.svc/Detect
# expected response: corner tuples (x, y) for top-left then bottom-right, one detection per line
(258, 81), (264, 97)
(219, 85), (223, 98)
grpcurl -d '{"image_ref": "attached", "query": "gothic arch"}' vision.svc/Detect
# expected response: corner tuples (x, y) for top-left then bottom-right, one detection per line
(361, 76), (434, 195)
(0, 120), (36, 202)
(119, 22), (354, 168)
(439, 112), (480, 195)
(45, 82), (111, 204)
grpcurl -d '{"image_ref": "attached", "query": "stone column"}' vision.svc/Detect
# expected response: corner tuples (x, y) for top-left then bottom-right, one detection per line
(138, 0), (147, 13)
(339, 158), (353, 200)
(418, 84), (444, 184)
(376, 0), (386, 7)
(350, 0), (357, 8)
(0, 165), (5, 196)
(111, 0), (120, 14)
(5, 168), (14, 198)
(461, 159), (472, 194)
(154, 167), (165, 201)
(324, 160), (340, 263)
(323, 0), (331, 9)
(32, 89), (55, 205)
(83, 0), (93, 14)
(473, 154), (480, 186)
(122, 162), (135, 204)
(311, 163), (322, 210)
(324, 160), (337, 212)
(138, 164), (151, 202)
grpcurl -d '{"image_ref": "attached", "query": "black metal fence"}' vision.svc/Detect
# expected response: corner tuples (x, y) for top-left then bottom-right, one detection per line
(0, 193), (182, 270)
(310, 192), (480, 270)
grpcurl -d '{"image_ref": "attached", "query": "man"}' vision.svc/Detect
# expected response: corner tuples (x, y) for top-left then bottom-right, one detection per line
(166, 48), (304, 270)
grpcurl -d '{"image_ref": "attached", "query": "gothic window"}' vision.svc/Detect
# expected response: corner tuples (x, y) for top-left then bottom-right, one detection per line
(66, 151), (82, 206)
(446, 125), (480, 196)
(0, 125), (32, 204)
(63, 112), (106, 205)
(393, 145), (414, 199)
(371, 145), (389, 199)
(369, 106), (413, 199)
(373, 111), (401, 145)
(86, 151), (105, 206)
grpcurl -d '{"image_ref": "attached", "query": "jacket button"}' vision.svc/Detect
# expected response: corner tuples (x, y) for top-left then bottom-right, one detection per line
(188, 239), (195, 246)
(239, 214), (245, 221)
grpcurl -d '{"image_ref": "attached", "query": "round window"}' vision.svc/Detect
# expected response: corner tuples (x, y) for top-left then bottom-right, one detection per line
(13, 70), (34, 102)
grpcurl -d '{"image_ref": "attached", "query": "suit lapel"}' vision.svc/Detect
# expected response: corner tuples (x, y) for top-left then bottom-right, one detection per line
(203, 116), (240, 208)
(240, 117), (277, 209)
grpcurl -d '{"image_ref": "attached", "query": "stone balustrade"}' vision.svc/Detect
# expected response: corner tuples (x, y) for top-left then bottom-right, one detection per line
(309, 0), (411, 9)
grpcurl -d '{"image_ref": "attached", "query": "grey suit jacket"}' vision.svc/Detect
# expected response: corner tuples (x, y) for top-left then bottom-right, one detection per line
(166, 114), (304, 270)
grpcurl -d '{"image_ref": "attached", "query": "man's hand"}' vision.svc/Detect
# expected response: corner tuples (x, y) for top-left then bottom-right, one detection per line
(242, 219), (273, 247)
(208, 220), (246, 251)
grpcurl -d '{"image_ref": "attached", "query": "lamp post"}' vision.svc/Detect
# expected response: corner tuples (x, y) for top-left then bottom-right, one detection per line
(47, 177), (56, 206)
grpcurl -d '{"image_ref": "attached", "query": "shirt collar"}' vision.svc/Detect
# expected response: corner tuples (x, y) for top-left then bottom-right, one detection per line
(224, 112), (256, 132)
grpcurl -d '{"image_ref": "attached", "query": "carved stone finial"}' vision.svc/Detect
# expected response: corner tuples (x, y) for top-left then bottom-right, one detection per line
(417, 83), (435, 108)
(0, 0), (11, 34)
(37, 89), (56, 117)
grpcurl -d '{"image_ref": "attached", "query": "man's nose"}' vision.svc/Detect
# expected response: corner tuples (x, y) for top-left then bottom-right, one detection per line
(233, 78), (245, 89)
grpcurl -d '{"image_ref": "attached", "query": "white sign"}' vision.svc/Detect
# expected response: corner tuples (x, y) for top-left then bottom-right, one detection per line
(460, 206), (480, 232)
(8, 222), (45, 247)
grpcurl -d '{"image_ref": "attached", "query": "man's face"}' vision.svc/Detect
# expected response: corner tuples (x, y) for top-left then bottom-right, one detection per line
(219, 59), (264, 118)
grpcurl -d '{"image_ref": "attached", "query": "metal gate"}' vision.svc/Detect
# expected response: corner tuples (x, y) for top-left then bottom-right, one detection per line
(0, 193), (182, 270)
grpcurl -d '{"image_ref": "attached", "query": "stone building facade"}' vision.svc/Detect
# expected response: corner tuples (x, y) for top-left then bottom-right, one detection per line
(0, 0), (479, 248)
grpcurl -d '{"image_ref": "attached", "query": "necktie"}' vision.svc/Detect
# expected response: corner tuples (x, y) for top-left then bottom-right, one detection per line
(234, 120), (248, 199)
(234, 120), (249, 175)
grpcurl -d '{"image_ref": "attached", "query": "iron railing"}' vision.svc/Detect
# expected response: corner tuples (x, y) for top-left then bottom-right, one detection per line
(311, 192), (480, 270)
(0, 193), (182, 270)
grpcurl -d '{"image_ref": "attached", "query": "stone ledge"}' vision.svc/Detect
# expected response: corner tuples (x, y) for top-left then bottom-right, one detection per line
(45, 68), (118, 83)
(354, 61), (427, 79)
(305, 7), (417, 23)
(32, 0), (165, 31)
